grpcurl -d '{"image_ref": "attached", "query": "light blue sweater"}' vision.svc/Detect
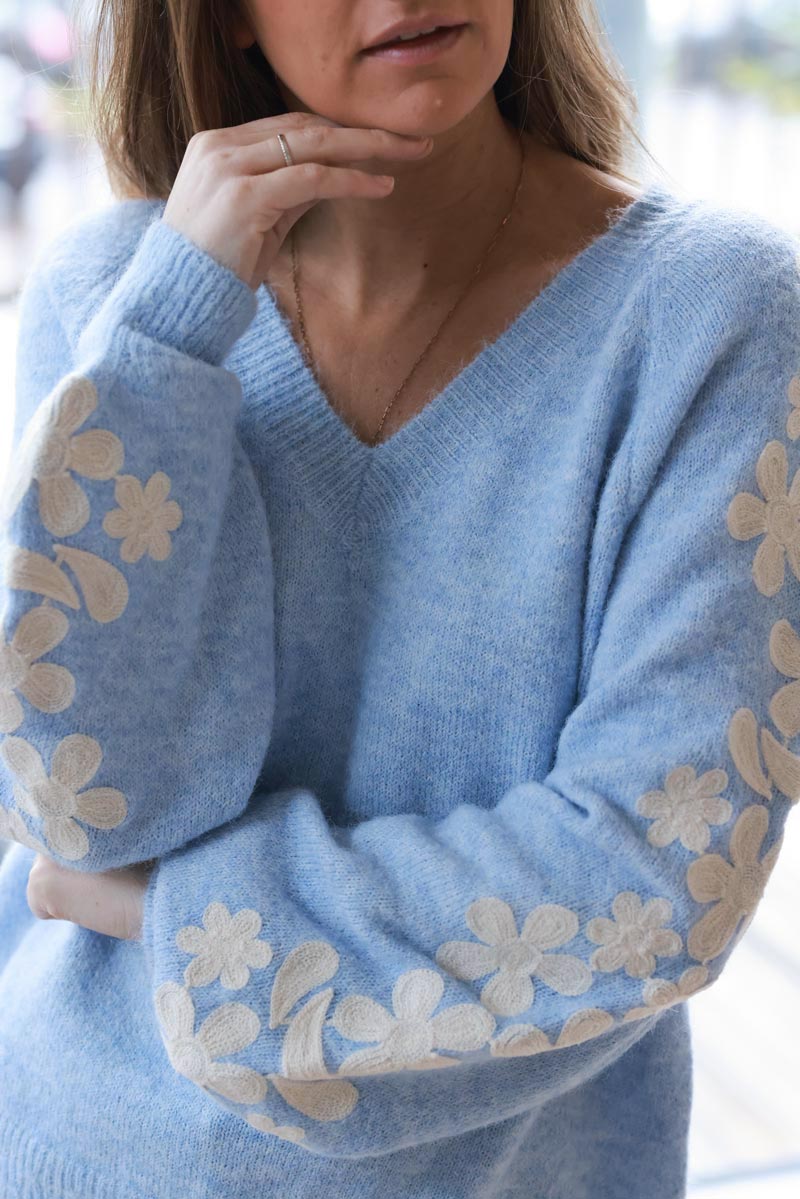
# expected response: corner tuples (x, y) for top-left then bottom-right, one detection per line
(1, 181), (799, 1199)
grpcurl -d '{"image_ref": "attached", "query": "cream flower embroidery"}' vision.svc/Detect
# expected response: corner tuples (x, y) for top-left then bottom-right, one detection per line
(585, 892), (682, 979)
(786, 374), (800, 441)
(622, 965), (710, 1022)
(687, 804), (782, 962)
(0, 732), (127, 860)
(726, 439), (800, 596)
(0, 606), (75, 733)
(332, 968), (495, 1076)
(3, 373), (123, 536)
(244, 1111), (306, 1144)
(435, 896), (592, 1016)
(490, 1008), (615, 1058)
(0, 803), (47, 853)
(154, 981), (267, 1104)
(176, 902), (273, 989)
(102, 472), (183, 563)
(636, 765), (733, 853)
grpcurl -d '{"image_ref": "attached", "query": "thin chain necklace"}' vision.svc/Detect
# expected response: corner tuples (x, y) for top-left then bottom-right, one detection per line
(289, 126), (526, 448)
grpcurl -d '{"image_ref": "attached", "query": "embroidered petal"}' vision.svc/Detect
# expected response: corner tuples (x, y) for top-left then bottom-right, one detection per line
(55, 374), (98, 435)
(155, 981), (196, 1040)
(38, 473), (90, 537)
(205, 1060), (267, 1105)
(520, 903), (578, 950)
(245, 1112), (307, 1143)
(50, 733), (101, 791)
(268, 1074), (358, 1121)
(752, 534), (786, 597)
(18, 662), (75, 714)
(534, 953), (593, 996)
(10, 604), (69, 660)
(686, 853), (732, 903)
(74, 786), (127, 828)
(435, 939), (499, 980)
(0, 689), (23, 733)
(729, 802), (767, 867)
(767, 679), (800, 739)
(755, 439), (788, 503)
(392, 969), (443, 1021)
(555, 1009), (614, 1047)
(761, 729), (800, 801)
(44, 814), (89, 861)
(479, 968), (534, 1016)
(726, 492), (767, 540)
(430, 1003), (494, 1051)
(0, 735), (48, 789)
(143, 471), (172, 506)
(332, 994), (394, 1043)
(196, 1001), (260, 1058)
(67, 428), (124, 480)
(687, 900), (739, 962)
(464, 896), (518, 946)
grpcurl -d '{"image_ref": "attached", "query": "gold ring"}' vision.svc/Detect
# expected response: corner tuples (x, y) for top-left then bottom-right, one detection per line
(276, 132), (294, 167)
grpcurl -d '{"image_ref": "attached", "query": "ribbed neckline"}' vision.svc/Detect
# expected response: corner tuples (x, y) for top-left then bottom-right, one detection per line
(234, 181), (677, 547)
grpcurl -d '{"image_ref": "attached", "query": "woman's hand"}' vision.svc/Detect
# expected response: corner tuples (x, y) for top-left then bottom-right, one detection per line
(162, 110), (433, 290)
(26, 854), (155, 941)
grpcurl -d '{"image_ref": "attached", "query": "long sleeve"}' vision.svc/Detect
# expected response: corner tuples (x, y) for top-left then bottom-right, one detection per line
(137, 230), (800, 1159)
(0, 210), (275, 871)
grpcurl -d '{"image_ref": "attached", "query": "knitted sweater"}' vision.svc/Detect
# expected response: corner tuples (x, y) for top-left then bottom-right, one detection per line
(1, 181), (799, 1199)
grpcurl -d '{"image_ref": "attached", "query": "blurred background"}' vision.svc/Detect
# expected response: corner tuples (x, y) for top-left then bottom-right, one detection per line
(0, 2), (798, 1195)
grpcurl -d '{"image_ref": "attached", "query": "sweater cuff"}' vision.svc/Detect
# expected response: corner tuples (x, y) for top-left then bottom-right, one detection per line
(78, 217), (258, 367)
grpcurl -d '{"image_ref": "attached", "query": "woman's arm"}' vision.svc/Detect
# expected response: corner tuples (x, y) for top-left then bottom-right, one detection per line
(130, 234), (800, 1156)
(0, 210), (275, 871)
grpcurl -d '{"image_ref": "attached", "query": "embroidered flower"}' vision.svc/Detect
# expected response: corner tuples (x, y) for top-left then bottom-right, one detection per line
(622, 965), (710, 1022)
(687, 804), (782, 962)
(636, 765), (733, 853)
(0, 732), (127, 860)
(490, 1008), (614, 1058)
(726, 439), (800, 596)
(0, 606), (75, 733)
(102, 472), (183, 563)
(3, 373), (123, 536)
(435, 896), (592, 1017)
(0, 803), (47, 853)
(176, 901), (273, 989)
(154, 981), (267, 1104)
(786, 375), (800, 441)
(245, 1111), (306, 1144)
(332, 968), (495, 1076)
(585, 892), (682, 979)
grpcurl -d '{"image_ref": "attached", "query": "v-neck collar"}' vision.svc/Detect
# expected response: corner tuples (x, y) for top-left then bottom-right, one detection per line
(234, 181), (676, 548)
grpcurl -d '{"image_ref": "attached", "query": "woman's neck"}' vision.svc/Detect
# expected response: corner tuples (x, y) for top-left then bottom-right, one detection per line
(280, 94), (533, 321)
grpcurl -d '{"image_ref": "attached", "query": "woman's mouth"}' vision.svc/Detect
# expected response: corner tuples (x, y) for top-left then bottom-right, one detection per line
(361, 24), (468, 64)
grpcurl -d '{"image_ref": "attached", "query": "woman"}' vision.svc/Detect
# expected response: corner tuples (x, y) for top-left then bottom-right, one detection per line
(1, 2), (798, 1196)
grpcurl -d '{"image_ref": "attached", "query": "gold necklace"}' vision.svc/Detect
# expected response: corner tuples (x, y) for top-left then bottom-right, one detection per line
(289, 126), (526, 448)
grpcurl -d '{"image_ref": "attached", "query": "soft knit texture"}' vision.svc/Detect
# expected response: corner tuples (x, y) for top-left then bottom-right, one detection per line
(1, 181), (799, 1199)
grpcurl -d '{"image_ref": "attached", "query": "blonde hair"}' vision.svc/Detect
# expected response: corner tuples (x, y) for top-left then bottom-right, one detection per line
(74, 0), (655, 201)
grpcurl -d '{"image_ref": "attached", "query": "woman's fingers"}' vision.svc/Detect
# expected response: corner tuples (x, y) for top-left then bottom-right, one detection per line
(26, 853), (152, 941)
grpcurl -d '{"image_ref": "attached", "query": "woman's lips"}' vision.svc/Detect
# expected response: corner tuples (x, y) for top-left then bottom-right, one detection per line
(361, 24), (467, 63)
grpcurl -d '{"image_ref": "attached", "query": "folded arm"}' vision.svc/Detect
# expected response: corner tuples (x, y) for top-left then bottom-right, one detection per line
(0, 213), (275, 871)
(138, 235), (800, 1156)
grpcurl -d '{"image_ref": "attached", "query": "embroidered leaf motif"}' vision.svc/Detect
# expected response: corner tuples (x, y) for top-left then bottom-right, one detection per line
(267, 1075), (359, 1122)
(244, 1111), (307, 1143)
(490, 1008), (614, 1058)
(281, 987), (335, 1081)
(4, 546), (79, 609)
(760, 728), (800, 803)
(622, 965), (710, 1022)
(728, 707), (772, 799)
(154, 981), (267, 1104)
(54, 544), (128, 623)
(269, 940), (340, 1028)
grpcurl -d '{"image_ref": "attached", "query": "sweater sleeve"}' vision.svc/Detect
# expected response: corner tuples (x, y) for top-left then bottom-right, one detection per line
(139, 229), (800, 1158)
(0, 212), (275, 871)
